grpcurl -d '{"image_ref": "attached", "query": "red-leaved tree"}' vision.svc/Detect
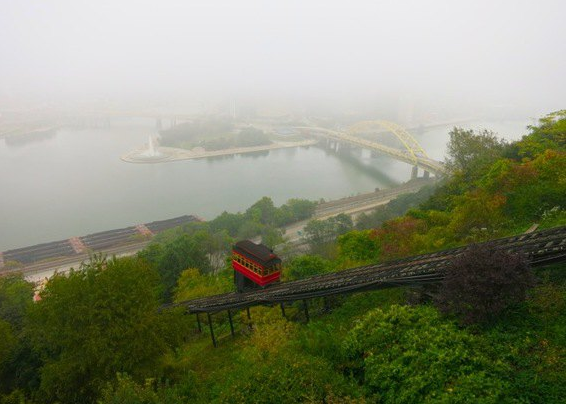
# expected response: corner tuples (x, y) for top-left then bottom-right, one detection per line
(434, 243), (535, 324)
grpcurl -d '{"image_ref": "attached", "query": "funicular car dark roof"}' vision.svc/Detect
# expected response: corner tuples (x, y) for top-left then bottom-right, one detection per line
(233, 240), (280, 266)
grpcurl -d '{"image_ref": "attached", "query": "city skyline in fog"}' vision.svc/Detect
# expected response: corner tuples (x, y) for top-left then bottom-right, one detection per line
(1, 0), (565, 116)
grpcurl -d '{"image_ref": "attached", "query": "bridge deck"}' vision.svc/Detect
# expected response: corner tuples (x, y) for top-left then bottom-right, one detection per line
(295, 126), (446, 175)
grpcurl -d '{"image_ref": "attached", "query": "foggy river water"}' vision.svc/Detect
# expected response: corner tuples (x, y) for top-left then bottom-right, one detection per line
(0, 119), (529, 251)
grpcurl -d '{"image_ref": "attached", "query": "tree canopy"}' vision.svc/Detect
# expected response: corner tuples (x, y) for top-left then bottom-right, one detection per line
(445, 127), (508, 179)
(26, 257), (179, 404)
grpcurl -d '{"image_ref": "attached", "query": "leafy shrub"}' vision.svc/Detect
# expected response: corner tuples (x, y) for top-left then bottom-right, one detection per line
(99, 374), (161, 404)
(138, 234), (211, 300)
(0, 319), (17, 370)
(337, 230), (380, 263)
(516, 110), (566, 158)
(540, 207), (566, 229)
(284, 255), (333, 281)
(0, 275), (34, 329)
(483, 276), (566, 404)
(174, 268), (233, 303)
(343, 305), (511, 403)
(0, 389), (35, 404)
(216, 351), (358, 404)
(99, 373), (196, 404)
(295, 322), (345, 365)
(447, 190), (507, 239)
(246, 310), (297, 358)
(371, 216), (426, 260)
(435, 244), (535, 324)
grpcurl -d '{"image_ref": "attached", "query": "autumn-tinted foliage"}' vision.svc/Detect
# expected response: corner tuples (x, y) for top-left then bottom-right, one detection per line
(435, 244), (535, 324)
(372, 216), (426, 260)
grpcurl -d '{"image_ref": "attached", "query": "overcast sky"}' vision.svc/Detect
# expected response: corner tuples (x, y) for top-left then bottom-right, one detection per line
(0, 0), (564, 113)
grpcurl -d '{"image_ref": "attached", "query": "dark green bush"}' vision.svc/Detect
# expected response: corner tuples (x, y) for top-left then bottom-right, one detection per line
(343, 305), (512, 403)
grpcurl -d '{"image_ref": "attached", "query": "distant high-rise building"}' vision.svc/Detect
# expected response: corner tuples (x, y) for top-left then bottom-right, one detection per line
(397, 94), (415, 126)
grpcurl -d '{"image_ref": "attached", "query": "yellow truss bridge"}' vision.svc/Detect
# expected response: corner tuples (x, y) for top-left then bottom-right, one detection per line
(296, 120), (446, 176)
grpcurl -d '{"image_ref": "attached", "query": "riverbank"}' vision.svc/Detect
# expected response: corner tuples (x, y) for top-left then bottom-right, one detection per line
(121, 139), (318, 163)
(4, 178), (436, 282)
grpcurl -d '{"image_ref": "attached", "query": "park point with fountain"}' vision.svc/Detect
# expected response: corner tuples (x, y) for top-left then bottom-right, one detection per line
(121, 135), (174, 163)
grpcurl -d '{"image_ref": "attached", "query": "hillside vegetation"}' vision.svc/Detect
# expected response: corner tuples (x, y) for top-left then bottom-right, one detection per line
(1, 111), (565, 404)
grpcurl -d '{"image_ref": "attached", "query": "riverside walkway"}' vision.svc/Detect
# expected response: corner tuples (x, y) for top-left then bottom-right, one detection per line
(121, 140), (317, 163)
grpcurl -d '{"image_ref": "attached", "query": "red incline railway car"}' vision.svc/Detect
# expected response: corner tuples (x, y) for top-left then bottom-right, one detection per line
(232, 240), (282, 292)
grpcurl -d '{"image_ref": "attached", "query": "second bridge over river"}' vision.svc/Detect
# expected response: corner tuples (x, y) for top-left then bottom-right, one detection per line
(296, 120), (447, 178)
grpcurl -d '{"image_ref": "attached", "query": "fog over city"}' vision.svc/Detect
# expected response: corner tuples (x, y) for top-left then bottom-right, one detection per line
(0, 1), (564, 253)
(1, 0), (565, 114)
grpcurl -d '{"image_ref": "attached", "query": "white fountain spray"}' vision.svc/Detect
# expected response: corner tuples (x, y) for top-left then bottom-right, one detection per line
(142, 135), (162, 158)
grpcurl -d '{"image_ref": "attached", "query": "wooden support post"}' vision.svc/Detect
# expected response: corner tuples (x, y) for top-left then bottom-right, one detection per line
(246, 307), (253, 330)
(323, 297), (330, 312)
(207, 313), (217, 347)
(228, 310), (235, 337)
(303, 299), (310, 323)
(280, 302), (286, 318)
(196, 313), (202, 333)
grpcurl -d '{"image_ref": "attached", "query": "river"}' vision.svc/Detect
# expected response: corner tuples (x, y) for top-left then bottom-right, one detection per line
(0, 118), (530, 251)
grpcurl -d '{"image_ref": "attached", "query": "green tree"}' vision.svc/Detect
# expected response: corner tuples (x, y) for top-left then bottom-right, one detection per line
(99, 374), (161, 404)
(332, 213), (354, 235)
(355, 206), (395, 230)
(139, 234), (210, 299)
(26, 257), (176, 404)
(0, 319), (17, 374)
(303, 219), (335, 247)
(285, 198), (317, 222)
(209, 211), (246, 237)
(447, 190), (507, 239)
(245, 196), (277, 226)
(174, 268), (233, 302)
(0, 275), (41, 398)
(343, 305), (512, 403)
(0, 275), (34, 330)
(260, 225), (284, 248)
(196, 229), (232, 274)
(217, 351), (356, 404)
(517, 110), (566, 158)
(445, 127), (507, 180)
(284, 255), (332, 280)
(303, 214), (353, 251)
(236, 127), (271, 147)
(337, 230), (379, 262)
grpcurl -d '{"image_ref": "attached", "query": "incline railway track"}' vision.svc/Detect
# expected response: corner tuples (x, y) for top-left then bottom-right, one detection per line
(169, 226), (566, 315)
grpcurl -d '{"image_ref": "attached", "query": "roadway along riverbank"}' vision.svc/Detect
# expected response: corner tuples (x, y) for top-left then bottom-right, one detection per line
(14, 241), (151, 282)
(279, 178), (435, 246)
(12, 178), (436, 282)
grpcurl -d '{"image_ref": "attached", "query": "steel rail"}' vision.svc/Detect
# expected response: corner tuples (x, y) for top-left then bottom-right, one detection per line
(166, 226), (566, 314)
